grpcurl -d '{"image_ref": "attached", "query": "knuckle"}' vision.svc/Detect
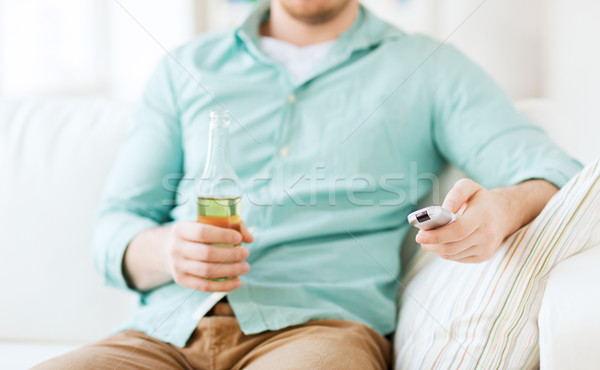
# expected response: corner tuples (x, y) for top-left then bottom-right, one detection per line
(212, 265), (226, 277)
(224, 280), (240, 291)
(225, 232), (237, 245)
(195, 279), (209, 291)
(171, 222), (183, 235)
(169, 243), (180, 258)
(196, 263), (210, 277)
(171, 258), (182, 271)
(442, 245), (455, 255)
(482, 228), (495, 240)
(196, 226), (208, 241)
(237, 247), (248, 260)
(457, 223), (469, 237)
(200, 246), (213, 261)
(229, 231), (241, 244)
(173, 272), (185, 286)
(229, 264), (241, 275)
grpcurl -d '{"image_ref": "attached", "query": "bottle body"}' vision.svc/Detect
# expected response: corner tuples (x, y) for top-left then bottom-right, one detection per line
(197, 197), (241, 232)
(196, 110), (241, 281)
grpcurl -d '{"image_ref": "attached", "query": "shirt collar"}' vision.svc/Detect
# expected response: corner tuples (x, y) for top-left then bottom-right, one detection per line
(235, 1), (405, 61)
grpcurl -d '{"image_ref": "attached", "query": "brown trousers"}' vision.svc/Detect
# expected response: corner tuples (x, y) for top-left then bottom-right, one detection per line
(34, 303), (392, 369)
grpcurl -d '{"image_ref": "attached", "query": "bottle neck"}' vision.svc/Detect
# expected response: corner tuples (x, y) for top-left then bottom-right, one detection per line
(198, 110), (241, 199)
(202, 121), (233, 178)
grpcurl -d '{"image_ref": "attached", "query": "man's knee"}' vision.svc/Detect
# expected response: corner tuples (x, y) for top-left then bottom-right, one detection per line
(32, 330), (189, 370)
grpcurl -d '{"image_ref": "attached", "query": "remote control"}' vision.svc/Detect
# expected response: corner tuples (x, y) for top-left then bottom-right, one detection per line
(407, 206), (458, 230)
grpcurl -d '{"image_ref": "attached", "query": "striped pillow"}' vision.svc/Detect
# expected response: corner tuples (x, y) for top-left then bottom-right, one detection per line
(394, 159), (600, 369)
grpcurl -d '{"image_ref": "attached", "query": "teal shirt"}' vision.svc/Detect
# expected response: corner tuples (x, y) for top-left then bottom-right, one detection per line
(92, 3), (582, 347)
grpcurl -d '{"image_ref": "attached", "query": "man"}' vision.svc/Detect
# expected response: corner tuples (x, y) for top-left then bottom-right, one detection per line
(36, 0), (581, 368)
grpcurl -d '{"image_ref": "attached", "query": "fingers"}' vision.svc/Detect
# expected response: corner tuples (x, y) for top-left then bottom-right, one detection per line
(416, 216), (478, 245)
(442, 178), (483, 214)
(170, 241), (250, 292)
(421, 239), (488, 262)
(179, 259), (250, 280)
(421, 229), (498, 263)
(179, 242), (250, 263)
(169, 220), (254, 292)
(420, 224), (482, 258)
(174, 221), (243, 245)
(175, 275), (243, 292)
(453, 255), (489, 264)
(418, 179), (503, 264)
(420, 236), (476, 258)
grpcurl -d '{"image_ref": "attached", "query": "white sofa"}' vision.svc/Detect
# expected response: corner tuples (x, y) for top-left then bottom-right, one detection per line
(1, 97), (598, 369)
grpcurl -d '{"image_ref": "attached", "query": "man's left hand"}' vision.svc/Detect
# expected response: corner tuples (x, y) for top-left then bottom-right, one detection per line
(415, 178), (512, 263)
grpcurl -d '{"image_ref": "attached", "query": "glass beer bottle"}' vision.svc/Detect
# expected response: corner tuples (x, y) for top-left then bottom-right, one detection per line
(196, 110), (241, 280)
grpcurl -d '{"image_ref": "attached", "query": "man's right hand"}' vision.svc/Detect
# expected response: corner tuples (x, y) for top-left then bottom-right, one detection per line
(166, 221), (254, 292)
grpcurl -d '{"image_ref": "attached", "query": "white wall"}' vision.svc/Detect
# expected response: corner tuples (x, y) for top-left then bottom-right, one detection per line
(364, 0), (543, 99)
(435, 0), (543, 99)
(0, 1), (105, 95)
(0, 0), (197, 99)
(362, 0), (437, 34)
(0, 0), (544, 100)
(106, 0), (196, 99)
(1, 0), (600, 163)
(541, 0), (600, 164)
(370, 0), (599, 163)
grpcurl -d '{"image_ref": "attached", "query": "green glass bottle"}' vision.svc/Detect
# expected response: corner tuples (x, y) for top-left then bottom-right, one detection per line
(196, 110), (242, 280)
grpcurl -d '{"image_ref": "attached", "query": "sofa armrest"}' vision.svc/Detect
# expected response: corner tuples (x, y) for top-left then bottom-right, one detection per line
(539, 245), (600, 369)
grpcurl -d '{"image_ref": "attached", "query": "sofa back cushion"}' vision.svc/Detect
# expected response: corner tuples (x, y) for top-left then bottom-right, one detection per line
(0, 97), (136, 342)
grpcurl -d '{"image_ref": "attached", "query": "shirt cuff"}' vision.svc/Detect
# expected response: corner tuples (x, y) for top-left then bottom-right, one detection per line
(508, 160), (583, 189)
(92, 211), (159, 291)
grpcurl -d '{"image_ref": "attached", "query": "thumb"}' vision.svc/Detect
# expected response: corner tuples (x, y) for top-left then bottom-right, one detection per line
(239, 221), (255, 243)
(442, 178), (482, 214)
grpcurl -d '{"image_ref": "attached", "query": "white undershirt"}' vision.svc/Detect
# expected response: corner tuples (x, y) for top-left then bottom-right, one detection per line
(259, 36), (337, 81)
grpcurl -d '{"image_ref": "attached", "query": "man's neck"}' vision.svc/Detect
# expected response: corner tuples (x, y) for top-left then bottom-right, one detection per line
(260, 1), (359, 47)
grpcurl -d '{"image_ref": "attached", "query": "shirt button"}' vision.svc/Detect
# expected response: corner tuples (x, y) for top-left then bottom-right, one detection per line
(279, 146), (290, 158)
(287, 93), (296, 104)
(247, 226), (257, 234)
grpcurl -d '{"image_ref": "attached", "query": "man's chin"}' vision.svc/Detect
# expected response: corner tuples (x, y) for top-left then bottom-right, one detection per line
(281, 0), (351, 25)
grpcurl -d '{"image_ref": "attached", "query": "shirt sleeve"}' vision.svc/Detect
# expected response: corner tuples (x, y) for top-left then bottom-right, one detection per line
(431, 44), (582, 189)
(91, 56), (183, 291)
